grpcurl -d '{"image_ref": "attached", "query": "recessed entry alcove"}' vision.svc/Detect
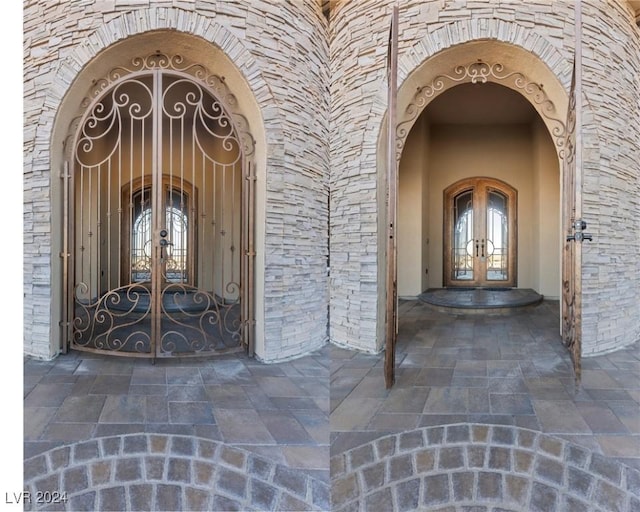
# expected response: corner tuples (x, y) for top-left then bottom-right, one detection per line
(397, 82), (560, 303)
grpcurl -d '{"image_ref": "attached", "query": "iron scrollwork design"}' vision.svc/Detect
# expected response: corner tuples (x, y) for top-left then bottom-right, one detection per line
(72, 283), (152, 353)
(83, 52), (255, 158)
(158, 283), (242, 355)
(396, 61), (567, 161)
(162, 78), (242, 165)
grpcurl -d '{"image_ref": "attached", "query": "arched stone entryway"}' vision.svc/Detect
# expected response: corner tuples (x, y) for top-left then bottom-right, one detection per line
(49, 27), (270, 359)
(377, 39), (576, 386)
(30, 3), (331, 364)
(372, 34), (575, 354)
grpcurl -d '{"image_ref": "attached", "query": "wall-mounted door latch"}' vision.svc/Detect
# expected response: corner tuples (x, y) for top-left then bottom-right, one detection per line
(567, 219), (593, 243)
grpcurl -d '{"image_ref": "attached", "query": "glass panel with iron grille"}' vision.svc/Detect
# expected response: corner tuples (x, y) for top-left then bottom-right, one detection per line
(164, 190), (188, 283)
(130, 188), (188, 283)
(131, 189), (152, 283)
(453, 190), (474, 281)
(486, 189), (508, 281)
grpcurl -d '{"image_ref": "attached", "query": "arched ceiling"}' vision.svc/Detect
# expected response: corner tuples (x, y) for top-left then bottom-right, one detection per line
(424, 82), (537, 125)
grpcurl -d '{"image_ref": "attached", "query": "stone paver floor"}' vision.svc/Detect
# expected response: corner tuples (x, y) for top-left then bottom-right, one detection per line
(24, 345), (329, 511)
(24, 299), (640, 510)
(25, 433), (328, 511)
(331, 300), (640, 511)
(331, 424), (640, 511)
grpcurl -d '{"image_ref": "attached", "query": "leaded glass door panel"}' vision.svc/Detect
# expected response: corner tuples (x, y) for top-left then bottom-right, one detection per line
(67, 57), (253, 359)
(444, 178), (517, 288)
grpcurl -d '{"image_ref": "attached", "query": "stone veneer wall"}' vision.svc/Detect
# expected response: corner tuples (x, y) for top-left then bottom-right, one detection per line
(23, 1), (640, 361)
(580, 0), (640, 355)
(24, 1), (329, 361)
(329, 0), (640, 355)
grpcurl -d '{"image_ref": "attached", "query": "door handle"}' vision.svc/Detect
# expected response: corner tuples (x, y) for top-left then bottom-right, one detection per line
(481, 239), (485, 258)
(476, 240), (479, 257)
(159, 237), (173, 260)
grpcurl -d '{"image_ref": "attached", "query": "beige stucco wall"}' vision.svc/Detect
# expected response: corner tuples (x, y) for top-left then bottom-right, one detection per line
(532, 116), (561, 301)
(397, 117), (428, 297)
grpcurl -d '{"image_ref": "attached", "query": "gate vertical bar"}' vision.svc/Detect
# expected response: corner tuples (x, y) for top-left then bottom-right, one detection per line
(152, 70), (162, 360)
(60, 161), (71, 354)
(385, 4), (399, 389)
(243, 160), (256, 356)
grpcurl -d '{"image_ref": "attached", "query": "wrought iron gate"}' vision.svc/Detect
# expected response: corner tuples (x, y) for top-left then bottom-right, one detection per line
(62, 53), (255, 358)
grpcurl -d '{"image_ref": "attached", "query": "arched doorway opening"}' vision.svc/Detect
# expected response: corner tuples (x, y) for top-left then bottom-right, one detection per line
(62, 53), (256, 359)
(379, 41), (577, 386)
(397, 82), (560, 299)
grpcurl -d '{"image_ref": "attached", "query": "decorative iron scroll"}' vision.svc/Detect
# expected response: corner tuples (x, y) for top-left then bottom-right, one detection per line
(396, 61), (567, 161)
(159, 284), (241, 355)
(79, 52), (255, 158)
(71, 284), (241, 355)
(72, 283), (153, 353)
(162, 77), (243, 165)
(76, 77), (154, 168)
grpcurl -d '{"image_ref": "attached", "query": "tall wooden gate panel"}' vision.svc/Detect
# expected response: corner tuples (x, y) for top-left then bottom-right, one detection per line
(562, 3), (590, 381)
(385, 5), (399, 389)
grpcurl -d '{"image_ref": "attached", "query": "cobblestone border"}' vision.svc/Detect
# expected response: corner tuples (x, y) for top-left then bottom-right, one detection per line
(330, 424), (640, 512)
(24, 434), (329, 511)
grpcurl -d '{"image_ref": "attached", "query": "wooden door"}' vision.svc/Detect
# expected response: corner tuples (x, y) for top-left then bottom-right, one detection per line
(444, 178), (517, 288)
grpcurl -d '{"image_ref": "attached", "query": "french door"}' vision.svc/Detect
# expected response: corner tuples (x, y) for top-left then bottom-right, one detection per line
(63, 61), (254, 358)
(444, 178), (517, 288)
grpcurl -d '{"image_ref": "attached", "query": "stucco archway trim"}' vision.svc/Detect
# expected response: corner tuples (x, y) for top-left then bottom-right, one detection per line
(370, 18), (573, 180)
(49, 10), (278, 120)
